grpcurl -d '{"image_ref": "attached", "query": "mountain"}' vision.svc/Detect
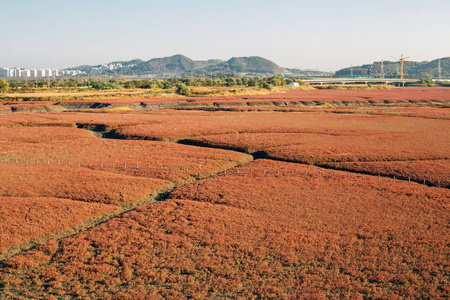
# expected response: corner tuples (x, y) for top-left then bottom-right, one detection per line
(118, 55), (223, 75)
(200, 56), (287, 74)
(335, 57), (450, 78)
(65, 55), (289, 77)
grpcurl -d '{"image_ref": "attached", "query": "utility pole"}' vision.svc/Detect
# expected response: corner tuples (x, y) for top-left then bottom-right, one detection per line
(438, 59), (442, 80)
(381, 60), (384, 79)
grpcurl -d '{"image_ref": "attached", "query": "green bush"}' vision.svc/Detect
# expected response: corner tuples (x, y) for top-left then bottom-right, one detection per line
(260, 82), (273, 90)
(419, 78), (434, 85)
(175, 84), (191, 96)
(0, 79), (10, 93)
(91, 82), (123, 90)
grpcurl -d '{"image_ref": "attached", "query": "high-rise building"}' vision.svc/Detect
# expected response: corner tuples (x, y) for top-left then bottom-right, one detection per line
(0, 68), (8, 78)
(37, 69), (46, 77)
(21, 69), (31, 77)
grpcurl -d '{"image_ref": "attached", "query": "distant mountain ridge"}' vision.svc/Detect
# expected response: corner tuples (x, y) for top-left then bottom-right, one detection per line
(65, 55), (327, 77)
(335, 57), (450, 78)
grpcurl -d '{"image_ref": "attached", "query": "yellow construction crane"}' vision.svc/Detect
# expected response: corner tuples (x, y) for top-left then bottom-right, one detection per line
(392, 54), (410, 79)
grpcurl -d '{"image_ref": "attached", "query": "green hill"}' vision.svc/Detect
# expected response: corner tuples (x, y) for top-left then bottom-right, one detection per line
(201, 56), (287, 74)
(335, 57), (450, 78)
(66, 55), (287, 76)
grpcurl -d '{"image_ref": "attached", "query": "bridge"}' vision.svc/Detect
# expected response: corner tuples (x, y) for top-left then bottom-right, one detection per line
(302, 78), (420, 86)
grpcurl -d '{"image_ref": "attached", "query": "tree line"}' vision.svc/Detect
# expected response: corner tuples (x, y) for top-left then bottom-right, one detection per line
(0, 76), (302, 94)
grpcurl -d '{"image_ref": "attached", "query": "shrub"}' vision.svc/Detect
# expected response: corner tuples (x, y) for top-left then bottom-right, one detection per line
(260, 83), (273, 90)
(0, 79), (10, 93)
(91, 82), (123, 90)
(175, 84), (191, 96)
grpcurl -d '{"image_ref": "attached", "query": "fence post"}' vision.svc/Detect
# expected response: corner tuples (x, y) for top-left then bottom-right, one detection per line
(393, 176), (396, 182)
(186, 168), (188, 173)
(68, 161), (70, 166)
(277, 170), (280, 175)
(305, 171), (307, 175)
(348, 172), (350, 178)
(124, 163), (127, 169)
(78, 161), (80, 167)
(58, 160), (60, 165)
(362, 174), (364, 179)
(319, 171), (321, 177)
(47, 160), (49, 165)
(291, 170), (293, 175)
(378, 174), (380, 180)
(423, 179), (426, 185)
(112, 162), (114, 168)
(264, 169), (266, 174)
(408, 177), (410, 182)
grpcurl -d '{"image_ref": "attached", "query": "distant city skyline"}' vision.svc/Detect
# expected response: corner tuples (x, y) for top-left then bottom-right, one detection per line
(2, 0), (449, 71)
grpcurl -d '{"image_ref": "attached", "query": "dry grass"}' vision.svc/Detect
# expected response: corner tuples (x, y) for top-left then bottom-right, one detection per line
(1, 86), (315, 102)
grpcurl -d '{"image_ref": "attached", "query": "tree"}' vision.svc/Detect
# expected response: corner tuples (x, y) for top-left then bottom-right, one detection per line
(67, 78), (79, 88)
(225, 78), (237, 86)
(0, 79), (9, 93)
(270, 76), (286, 86)
(175, 83), (191, 96)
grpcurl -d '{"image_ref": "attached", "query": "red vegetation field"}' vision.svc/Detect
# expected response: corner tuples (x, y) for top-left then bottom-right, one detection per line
(0, 88), (448, 298)
(0, 163), (168, 205)
(0, 197), (116, 260)
(0, 126), (95, 143)
(1, 160), (448, 298)
(0, 111), (155, 129)
(329, 159), (450, 188)
(0, 139), (252, 182)
(112, 110), (448, 184)
(0, 127), (250, 261)
(37, 86), (450, 108)
(328, 106), (450, 120)
(113, 110), (428, 141)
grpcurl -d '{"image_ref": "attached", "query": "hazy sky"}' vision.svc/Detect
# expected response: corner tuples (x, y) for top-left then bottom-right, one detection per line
(2, 0), (449, 71)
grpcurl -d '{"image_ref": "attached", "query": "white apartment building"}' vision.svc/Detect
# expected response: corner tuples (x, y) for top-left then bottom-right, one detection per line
(21, 69), (31, 77)
(0, 67), (64, 78)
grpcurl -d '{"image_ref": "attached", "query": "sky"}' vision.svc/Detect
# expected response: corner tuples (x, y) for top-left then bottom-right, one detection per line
(2, 0), (449, 71)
